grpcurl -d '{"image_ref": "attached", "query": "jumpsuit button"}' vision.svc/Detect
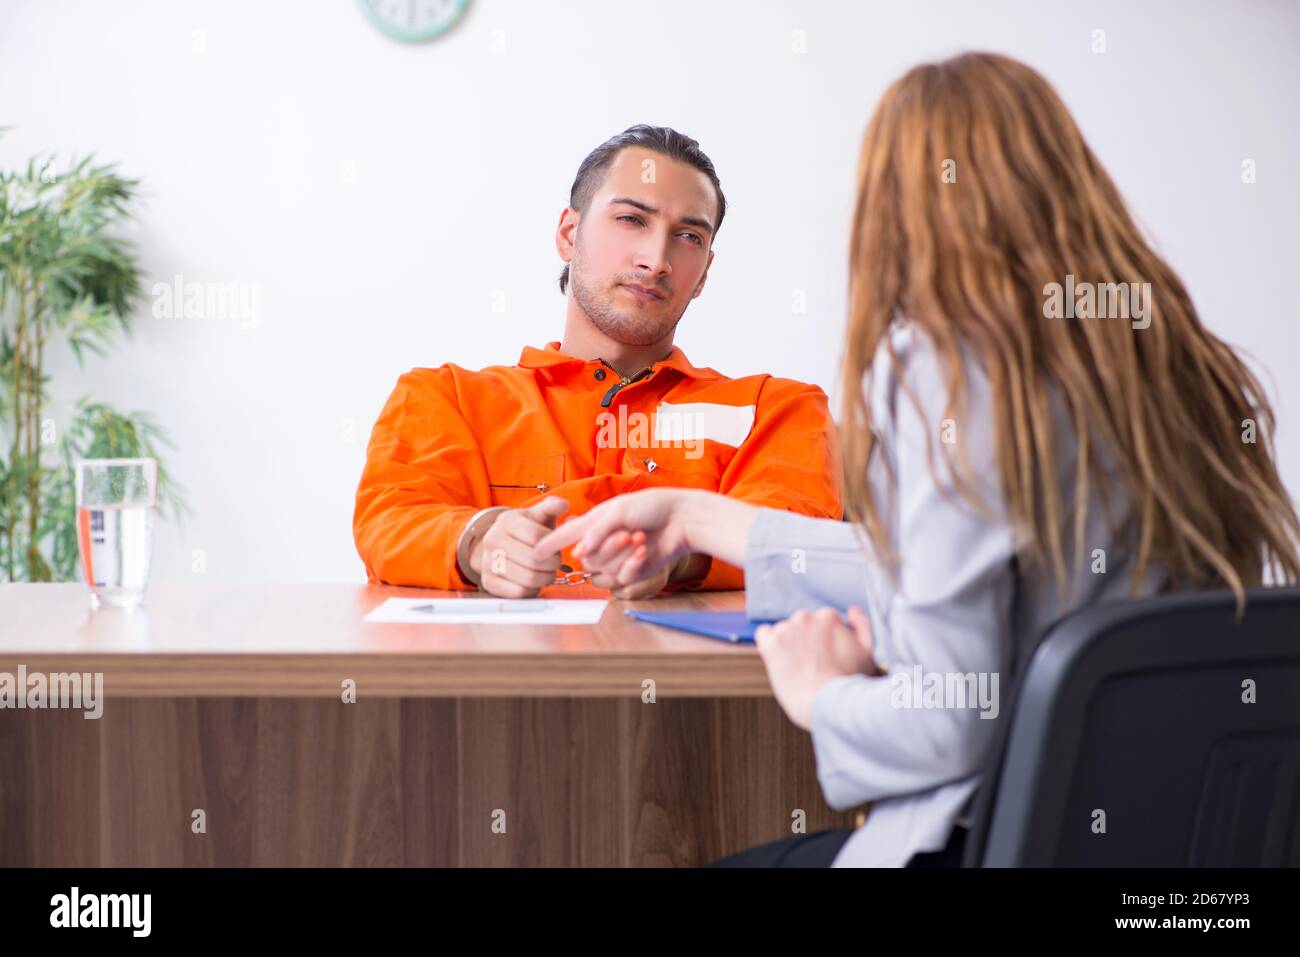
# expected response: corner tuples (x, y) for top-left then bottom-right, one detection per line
(594, 369), (607, 381)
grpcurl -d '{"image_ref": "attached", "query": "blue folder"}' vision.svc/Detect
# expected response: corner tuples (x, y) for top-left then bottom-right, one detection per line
(623, 610), (776, 644)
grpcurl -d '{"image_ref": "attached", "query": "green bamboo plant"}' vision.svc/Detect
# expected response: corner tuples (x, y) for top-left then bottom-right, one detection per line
(0, 142), (189, 583)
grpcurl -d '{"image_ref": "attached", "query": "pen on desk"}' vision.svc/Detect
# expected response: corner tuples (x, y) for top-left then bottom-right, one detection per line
(408, 601), (549, 614)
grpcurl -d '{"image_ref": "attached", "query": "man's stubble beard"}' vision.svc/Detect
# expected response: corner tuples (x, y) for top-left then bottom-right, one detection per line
(569, 243), (689, 347)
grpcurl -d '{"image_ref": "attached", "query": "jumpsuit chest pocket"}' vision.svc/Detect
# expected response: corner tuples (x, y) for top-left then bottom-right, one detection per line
(626, 444), (732, 492)
(487, 453), (565, 508)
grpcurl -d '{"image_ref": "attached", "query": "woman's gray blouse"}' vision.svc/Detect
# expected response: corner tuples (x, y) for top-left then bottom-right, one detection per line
(742, 322), (1165, 866)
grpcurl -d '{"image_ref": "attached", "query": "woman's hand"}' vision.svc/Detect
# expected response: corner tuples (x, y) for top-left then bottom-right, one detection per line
(533, 488), (694, 585)
(579, 528), (676, 598)
(534, 488), (759, 589)
(755, 606), (883, 731)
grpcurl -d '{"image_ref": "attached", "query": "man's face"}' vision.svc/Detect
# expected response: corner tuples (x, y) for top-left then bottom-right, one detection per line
(558, 146), (717, 346)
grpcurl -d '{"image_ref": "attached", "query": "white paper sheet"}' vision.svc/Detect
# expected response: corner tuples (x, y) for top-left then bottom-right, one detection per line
(363, 597), (609, 625)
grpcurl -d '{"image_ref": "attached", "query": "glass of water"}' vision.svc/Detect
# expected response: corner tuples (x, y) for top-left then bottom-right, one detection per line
(74, 458), (157, 609)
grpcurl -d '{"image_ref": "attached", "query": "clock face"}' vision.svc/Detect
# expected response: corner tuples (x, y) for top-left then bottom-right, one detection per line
(357, 0), (469, 43)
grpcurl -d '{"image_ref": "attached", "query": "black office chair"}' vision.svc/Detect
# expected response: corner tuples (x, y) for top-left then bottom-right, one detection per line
(963, 587), (1300, 866)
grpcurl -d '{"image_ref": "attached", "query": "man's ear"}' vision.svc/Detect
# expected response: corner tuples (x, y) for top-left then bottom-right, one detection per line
(555, 207), (579, 264)
(691, 249), (715, 300)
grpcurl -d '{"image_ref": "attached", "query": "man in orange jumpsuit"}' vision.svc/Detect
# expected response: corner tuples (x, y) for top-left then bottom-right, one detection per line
(354, 125), (842, 599)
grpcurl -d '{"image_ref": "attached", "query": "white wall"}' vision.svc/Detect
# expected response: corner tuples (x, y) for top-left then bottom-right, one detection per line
(1, 0), (1296, 584)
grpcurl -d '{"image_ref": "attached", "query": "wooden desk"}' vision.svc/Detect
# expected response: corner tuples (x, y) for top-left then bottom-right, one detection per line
(0, 583), (858, 866)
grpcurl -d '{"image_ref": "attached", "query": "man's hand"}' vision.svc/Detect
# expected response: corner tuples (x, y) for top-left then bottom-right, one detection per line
(469, 497), (569, 598)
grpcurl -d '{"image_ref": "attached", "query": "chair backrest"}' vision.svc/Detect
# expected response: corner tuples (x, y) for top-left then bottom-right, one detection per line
(964, 587), (1300, 866)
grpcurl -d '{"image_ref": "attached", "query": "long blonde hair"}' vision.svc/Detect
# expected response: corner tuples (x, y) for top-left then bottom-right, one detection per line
(840, 52), (1300, 604)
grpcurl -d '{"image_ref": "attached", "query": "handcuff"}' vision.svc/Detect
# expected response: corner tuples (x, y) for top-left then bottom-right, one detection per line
(551, 564), (593, 586)
(550, 553), (696, 588)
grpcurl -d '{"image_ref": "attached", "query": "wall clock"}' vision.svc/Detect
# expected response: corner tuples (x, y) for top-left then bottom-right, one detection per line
(357, 0), (470, 43)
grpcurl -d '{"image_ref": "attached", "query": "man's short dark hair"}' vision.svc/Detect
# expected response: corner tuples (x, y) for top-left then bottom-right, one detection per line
(558, 124), (726, 294)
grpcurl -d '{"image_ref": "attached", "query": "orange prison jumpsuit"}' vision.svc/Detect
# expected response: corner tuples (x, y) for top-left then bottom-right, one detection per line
(353, 341), (843, 592)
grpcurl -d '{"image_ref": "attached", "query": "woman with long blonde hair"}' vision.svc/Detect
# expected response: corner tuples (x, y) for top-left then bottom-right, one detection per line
(534, 52), (1300, 867)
